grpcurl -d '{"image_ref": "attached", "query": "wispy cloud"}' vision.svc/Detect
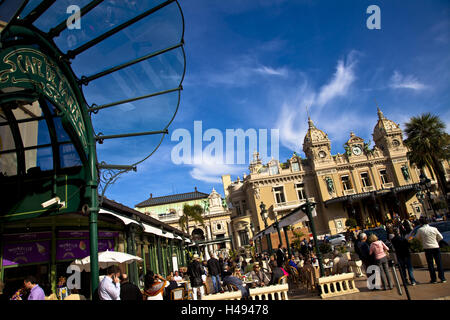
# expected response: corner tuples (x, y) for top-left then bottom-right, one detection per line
(389, 71), (427, 90)
(275, 51), (359, 151)
(253, 65), (288, 76)
(316, 51), (358, 106)
(188, 153), (246, 183)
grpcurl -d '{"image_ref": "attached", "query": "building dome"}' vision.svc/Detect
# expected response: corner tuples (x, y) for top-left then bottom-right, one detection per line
(373, 108), (401, 139)
(303, 117), (329, 145)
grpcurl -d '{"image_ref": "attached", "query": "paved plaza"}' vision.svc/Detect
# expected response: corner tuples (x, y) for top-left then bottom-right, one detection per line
(289, 268), (450, 300)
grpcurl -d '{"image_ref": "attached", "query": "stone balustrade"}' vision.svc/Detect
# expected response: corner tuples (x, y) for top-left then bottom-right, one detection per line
(248, 283), (289, 300)
(201, 283), (289, 301)
(348, 260), (364, 277)
(317, 273), (359, 299)
(202, 290), (242, 300)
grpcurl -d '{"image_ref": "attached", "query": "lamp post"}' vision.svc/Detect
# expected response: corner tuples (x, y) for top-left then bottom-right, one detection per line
(419, 173), (437, 218)
(260, 202), (273, 254)
(273, 212), (283, 249)
(250, 222), (257, 254)
(299, 198), (325, 278)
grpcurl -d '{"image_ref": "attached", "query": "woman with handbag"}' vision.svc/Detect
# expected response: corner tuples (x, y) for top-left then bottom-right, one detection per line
(369, 234), (394, 290)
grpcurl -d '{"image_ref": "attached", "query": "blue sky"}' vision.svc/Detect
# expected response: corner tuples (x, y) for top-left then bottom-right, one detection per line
(45, 0), (449, 208)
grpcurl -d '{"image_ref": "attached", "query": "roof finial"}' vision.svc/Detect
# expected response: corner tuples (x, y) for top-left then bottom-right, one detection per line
(375, 99), (385, 119)
(306, 106), (315, 128)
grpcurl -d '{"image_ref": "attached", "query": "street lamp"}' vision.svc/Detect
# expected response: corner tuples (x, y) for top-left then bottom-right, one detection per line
(419, 173), (437, 218)
(299, 198), (325, 278)
(273, 212), (283, 249)
(250, 222), (257, 254)
(259, 202), (273, 254)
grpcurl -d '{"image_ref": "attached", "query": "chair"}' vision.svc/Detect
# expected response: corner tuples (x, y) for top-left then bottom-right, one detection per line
(278, 275), (288, 284)
(183, 281), (193, 300)
(171, 288), (185, 300)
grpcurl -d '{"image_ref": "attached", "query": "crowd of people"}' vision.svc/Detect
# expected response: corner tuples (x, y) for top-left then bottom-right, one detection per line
(1, 213), (447, 301)
(353, 216), (447, 290)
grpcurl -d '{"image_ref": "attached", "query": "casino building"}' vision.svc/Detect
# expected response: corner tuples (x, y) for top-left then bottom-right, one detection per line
(223, 109), (449, 251)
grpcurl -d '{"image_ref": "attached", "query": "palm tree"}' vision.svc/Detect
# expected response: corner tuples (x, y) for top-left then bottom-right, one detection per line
(178, 204), (205, 236)
(404, 113), (450, 206)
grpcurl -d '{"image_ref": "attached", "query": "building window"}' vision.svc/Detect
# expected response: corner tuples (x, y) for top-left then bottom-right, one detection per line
(292, 162), (300, 172)
(242, 200), (247, 214)
(360, 172), (372, 187)
(239, 230), (249, 246)
(341, 175), (352, 190)
(234, 202), (242, 216)
(269, 163), (279, 175)
(379, 169), (389, 184)
(274, 186), (286, 204)
(295, 183), (306, 200)
(335, 220), (343, 230)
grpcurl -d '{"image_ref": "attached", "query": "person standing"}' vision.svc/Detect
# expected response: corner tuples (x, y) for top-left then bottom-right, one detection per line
(391, 229), (417, 286)
(24, 276), (45, 300)
(276, 244), (285, 270)
(98, 265), (121, 300)
(207, 253), (223, 294)
(355, 233), (371, 272)
(120, 274), (143, 300)
(369, 234), (393, 290)
(415, 217), (447, 284)
(187, 254), (205, 300)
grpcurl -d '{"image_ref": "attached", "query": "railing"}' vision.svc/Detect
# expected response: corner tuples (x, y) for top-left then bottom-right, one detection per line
(201, 283), (289, 300)
(343, 189), (355, 196)
(202, 290), (242, 300)
(382, 182), (394, 189)
(248, 283), (289, 300)
(362, 186), (374, 192)
(317, 273), (359, 299)
(274, 200), (300, 211)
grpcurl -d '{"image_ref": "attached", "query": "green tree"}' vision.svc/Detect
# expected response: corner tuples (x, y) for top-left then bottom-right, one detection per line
(404, 113), (450, 206)
(345, 218), (357, 229)
(179, 204), (205, 236)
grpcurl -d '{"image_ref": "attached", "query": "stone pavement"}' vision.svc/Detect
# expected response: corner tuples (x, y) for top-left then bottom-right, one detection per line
(289, 268), (450, 300)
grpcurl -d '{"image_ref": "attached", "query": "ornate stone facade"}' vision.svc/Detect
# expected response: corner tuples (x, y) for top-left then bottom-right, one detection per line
(223, 109), (449, 246)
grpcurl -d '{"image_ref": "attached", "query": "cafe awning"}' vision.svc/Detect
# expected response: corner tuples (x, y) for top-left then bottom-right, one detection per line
(253, 205), (317, 240)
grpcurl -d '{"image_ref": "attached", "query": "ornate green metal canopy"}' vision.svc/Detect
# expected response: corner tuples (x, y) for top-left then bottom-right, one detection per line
(0, 0), (185, 295)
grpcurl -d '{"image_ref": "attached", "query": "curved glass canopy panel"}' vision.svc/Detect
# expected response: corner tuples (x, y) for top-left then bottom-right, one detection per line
(7, 0), (186, 202)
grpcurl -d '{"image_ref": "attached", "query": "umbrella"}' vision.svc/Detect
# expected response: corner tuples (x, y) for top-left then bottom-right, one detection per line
(70, 250), (143, 272)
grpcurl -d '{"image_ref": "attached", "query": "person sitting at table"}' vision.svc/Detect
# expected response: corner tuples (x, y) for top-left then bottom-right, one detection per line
(331, 249), (349, 275)
(249, 263), (270, 287)
(288, 255), (299, 270)
(269, 261), (286, 285)
(143, 271), (169, 300)
(163, 274), (180, 300)
(222, 265), (250, 299)
(173, 271), (183, 282)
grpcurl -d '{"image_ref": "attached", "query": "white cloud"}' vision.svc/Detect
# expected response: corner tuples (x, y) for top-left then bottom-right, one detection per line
(389, 71), (427, 90)
(275, 51), (359, 151)
(188, 153), (246, 183)
(253, 65), (288, 77)
(316, 52), (358, 106)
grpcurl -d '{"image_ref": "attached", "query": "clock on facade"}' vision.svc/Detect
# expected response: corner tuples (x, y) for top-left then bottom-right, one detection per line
(352, 145), (362, 156)
(318, 151), (327, 158)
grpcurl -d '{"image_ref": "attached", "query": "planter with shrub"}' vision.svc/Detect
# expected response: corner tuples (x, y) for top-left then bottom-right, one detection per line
(409, 238), (427, 268)
(441, 246), (450, 270)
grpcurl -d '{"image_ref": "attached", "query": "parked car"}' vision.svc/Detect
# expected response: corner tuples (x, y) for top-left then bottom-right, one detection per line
(327, 234), (346, 246)
(407, 221), (450, 247)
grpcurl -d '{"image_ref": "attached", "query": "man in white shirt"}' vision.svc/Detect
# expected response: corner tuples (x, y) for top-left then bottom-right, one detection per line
(99, 265), (122, 300)
(173, 271), (183, 282)
(415, 217), (447, 284)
